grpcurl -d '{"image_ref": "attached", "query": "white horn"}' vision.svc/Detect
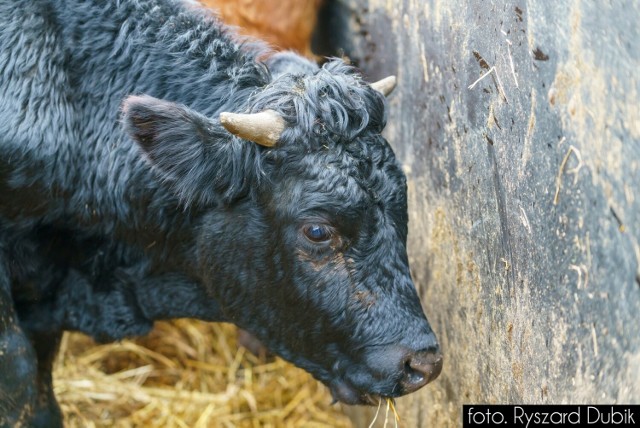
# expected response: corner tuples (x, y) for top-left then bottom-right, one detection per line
(219, 109), (286, 147)
(370, 75), (397, 97)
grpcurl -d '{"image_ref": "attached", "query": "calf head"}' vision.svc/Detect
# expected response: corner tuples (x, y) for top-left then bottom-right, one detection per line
(122, 60), (441, 405)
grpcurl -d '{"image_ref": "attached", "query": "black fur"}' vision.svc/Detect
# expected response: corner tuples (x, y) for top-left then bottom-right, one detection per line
(0, 0), (440, 424)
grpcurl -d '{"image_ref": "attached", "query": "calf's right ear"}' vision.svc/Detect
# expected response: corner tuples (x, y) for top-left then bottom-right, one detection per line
(121, 95), (257, 206)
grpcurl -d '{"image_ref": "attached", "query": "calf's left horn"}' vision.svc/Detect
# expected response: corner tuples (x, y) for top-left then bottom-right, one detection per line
(370, 75), (397, 96)
(219, 110), (285, 147)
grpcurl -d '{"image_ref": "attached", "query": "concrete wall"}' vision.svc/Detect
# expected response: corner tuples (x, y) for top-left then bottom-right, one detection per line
(318, 0), (640, 426)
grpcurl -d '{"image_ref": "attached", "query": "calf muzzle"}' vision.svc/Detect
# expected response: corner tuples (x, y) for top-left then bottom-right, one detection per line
(329, 337), (443, 405)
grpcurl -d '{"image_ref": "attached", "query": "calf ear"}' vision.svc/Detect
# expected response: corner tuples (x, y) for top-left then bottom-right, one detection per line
(121, 95), (256, 206)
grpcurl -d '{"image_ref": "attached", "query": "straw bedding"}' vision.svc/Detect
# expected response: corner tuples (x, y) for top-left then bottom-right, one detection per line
(53, 320), (353, 427)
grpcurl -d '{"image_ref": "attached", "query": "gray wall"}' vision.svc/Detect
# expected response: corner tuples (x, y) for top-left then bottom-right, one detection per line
(321, 0), (640, 426)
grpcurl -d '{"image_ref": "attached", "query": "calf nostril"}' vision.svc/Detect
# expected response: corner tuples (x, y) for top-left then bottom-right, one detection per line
(404, 360), (425, 384)
(401, 351), (443, 393)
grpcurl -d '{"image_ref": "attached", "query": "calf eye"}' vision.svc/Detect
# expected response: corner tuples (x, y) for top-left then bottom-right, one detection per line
(303, 224), (332, 243)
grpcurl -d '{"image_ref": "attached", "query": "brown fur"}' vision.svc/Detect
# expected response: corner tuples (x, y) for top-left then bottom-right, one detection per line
(199, 0), (323, 58)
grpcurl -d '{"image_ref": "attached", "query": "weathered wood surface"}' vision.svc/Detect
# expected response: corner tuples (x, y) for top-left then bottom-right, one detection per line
(319, 0), (640, 425)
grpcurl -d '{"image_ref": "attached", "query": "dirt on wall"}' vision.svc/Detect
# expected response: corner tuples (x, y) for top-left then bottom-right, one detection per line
(320, 0), (640, 426)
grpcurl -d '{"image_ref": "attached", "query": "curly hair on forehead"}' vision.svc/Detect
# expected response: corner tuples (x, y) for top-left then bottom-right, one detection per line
(250, 60), (388, 149)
